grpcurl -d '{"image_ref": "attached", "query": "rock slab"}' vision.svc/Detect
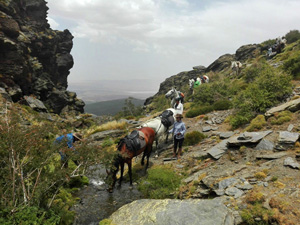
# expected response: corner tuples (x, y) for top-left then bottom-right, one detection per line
(109, 199), (236, 225)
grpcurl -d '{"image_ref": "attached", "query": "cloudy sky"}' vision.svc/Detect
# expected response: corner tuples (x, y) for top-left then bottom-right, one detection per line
(46, 0), (300, 100)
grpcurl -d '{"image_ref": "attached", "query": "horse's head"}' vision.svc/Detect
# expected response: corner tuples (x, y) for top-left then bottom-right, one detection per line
(165, 87), (175, 98)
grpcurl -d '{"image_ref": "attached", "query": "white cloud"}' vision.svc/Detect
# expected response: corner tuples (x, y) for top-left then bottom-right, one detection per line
(47, 16), (59, 29)
(46, 0), (300, 85)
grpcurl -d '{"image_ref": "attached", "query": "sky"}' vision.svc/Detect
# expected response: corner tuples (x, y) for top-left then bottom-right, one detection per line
(46, 0), (300, 101)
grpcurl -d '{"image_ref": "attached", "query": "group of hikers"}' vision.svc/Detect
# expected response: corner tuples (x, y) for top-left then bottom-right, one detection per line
(267, 36), (287, 58)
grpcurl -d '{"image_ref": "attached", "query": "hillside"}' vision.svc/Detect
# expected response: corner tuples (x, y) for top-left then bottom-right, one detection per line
(84, 98), (145, 116)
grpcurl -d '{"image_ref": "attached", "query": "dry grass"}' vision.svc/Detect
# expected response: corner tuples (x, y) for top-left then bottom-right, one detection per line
(87, 120), (127, 136)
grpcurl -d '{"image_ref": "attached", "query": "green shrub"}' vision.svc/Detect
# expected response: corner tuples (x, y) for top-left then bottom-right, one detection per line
(213, 99), (232, 110)
(230, 63), (292, 128)
(285, 30), (300, 44)
(269, 110), (292, 125)
(246, 115), (267, 131)
(185, 105), (214, 118)
(184, 131), (206, 146)
(151, 94), (170, 112)
(241, 203), (274, 225)
(283, 51), (300, 79)
(138, 165), (182, 199)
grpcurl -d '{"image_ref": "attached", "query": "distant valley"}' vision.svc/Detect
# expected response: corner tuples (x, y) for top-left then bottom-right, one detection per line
(68, 79), (158, 104)
(84, 98), (145, 116)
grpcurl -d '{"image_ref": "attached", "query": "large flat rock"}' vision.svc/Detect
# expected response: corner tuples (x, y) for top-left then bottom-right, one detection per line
(228, 130), (273, 147)
(108, 198), (236, 225)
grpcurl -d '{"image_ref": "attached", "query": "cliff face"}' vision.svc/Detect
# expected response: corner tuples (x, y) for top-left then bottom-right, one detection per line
(0, 0), (84, 114)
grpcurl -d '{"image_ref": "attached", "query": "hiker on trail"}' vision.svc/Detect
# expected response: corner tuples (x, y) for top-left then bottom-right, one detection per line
(173, 97), (183, 115)
(169, 114), (186, 158)
(55, 132), (83, 167)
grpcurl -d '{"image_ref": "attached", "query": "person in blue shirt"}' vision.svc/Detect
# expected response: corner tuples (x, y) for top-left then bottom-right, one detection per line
(169, 114), (186, 158)
(55, 133), (83, 167)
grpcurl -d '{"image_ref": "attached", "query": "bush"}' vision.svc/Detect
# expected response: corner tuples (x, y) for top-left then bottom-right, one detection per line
(230, 63), (292, 128)
(185, 105), (214, 118)
(269, 111), (292, 125)
(246, 115), (267, 131)
(213, 99), (232, 110)
(184, 131), (206, 146)
(285, 30), (300, 44)
(283, 51), (300, 79)
(138, 165), (182, 199)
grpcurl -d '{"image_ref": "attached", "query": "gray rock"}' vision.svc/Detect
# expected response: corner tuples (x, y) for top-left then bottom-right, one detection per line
(235, 183), (253, 190)
(278, 131), (299, 145)
(256, 152), (288, 160)
(207, 140), (228, 160)
(287, 124), (294, 132)
(255, 139), (275, 151)
(202, 126), (213, 132)
(22, 96), (48, 112)
(109, 199), (236, 225)
(218, 178), (239, 189)
(265, 98), (300, 116)
(225, 187), (244, 198)
(228, 130), (273, 147)
(219, 132), (234, 139)
(284, 157), (300, 169)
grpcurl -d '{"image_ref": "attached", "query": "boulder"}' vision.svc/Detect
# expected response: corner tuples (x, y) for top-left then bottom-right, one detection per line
(228, 130), (273, 147)
(265, 98), (300, 117)
(108, 199), (237, 225)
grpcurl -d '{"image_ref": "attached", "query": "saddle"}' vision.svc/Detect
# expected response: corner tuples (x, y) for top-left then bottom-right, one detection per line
(160, 110), (175, 128)
(123, 130), (146, 153)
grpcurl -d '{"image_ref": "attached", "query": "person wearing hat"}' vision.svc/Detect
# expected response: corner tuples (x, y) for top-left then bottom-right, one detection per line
(169, 114), (186, 158)
(55, 132), (83, 167)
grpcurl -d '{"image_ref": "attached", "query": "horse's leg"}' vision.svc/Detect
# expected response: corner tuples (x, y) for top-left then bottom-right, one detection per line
(128, 161), (133, 186)
(141, 151), (145, 166)
(146, 145), (152, 170)
(119, 161), (124, 186)
(155, 138), (159, 158)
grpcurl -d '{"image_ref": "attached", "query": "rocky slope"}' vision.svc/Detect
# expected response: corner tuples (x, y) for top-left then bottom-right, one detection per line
(0, 0), (84, 114)
(144, 44), (260, 106)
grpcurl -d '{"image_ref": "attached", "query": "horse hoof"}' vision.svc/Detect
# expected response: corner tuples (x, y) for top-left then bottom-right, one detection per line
(155, 154), (158, 158)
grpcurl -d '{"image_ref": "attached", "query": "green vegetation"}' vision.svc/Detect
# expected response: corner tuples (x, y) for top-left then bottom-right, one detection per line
(285, 30), (300, 44)
(268, 110), (292, 125)
(138, 165), (182, 199)
(246, 115), (267, 131)
(0, 103), (104, 224)
(184, 131), (206, 146)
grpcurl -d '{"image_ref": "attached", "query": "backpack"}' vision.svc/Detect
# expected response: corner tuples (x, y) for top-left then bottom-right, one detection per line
(160, 110), (175, 128)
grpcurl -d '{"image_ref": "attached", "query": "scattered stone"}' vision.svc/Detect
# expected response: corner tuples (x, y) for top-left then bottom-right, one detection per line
(235, 183), (253, 190)
(287, 124), (294, 132)
(228, 130), (273, 147)
(256, 152), (288, 160)
(218, 178), (239, 189)
(214, 189), (225, 196)
(225, 187), (244, 198)
(202, 126), (213, 132)
(219, 132), (234, 139)
(163, 157), (178, 162)
(255, 139), (275, 151)
(265, 98), (300, 116)
(207, 140), (228, 160)
(278, 131), (300, 145)
(284, 157), (300, 169)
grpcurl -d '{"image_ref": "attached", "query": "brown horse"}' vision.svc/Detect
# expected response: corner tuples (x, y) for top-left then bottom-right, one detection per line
(106, 127), (155, 192)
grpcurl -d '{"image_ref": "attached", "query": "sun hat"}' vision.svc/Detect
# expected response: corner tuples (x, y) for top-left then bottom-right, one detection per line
(175, 114), (183, 118)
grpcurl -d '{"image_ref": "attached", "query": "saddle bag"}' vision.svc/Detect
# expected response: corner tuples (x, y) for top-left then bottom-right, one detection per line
(160, 110), (175, 128)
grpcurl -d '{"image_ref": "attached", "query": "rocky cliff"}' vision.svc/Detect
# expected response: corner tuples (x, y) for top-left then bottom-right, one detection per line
(0, 0), (84, 114)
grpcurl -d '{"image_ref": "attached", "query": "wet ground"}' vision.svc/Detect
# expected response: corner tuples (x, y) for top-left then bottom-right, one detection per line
(72, 165), (143, 225)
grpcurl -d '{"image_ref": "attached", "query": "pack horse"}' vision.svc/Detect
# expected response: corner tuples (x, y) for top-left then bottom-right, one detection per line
(106, 127), (155, 192)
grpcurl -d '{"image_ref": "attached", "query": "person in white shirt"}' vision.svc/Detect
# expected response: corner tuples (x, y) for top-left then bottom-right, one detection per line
(173, 97), (183, 115)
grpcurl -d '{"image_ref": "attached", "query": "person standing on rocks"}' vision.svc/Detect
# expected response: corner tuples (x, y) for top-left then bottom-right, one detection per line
(169, 114), (186, 158)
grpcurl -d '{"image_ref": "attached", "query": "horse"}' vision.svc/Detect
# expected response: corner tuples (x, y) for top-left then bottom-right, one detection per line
(140, 108), (176, 157)
(231, 61), (242, 76)
(106, 127), (155, 192)
(165, 87), (184, 107)
(188, 75), (209, 100)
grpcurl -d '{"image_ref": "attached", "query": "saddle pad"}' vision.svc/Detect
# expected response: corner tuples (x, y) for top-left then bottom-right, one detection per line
(138, 131), (146, 149)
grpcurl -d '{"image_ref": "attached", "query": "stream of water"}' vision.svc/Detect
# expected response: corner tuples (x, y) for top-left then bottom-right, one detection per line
(72, 164), (143, 225)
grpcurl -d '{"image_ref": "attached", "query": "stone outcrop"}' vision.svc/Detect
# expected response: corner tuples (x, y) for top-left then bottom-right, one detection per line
(108, 198), (237, 225)
(0, 0), (84, 114)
